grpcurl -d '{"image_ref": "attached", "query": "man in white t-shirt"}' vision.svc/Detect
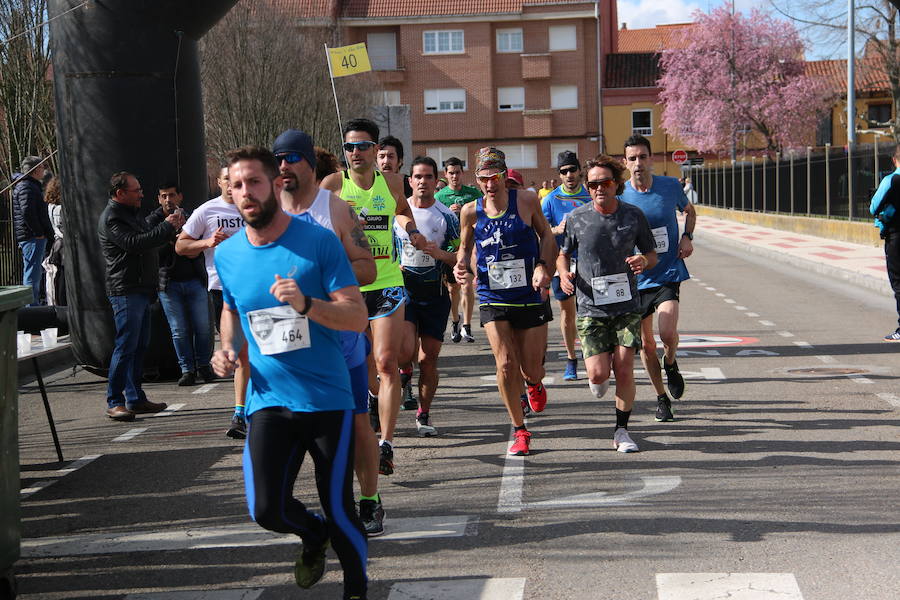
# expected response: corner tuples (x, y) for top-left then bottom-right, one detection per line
(175, 166), (250, 439)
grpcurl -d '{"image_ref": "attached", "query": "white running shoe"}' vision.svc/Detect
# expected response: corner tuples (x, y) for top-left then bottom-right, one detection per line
(416, 412), (438, 437)
(589, 380), (610, 399)
(613, 428), (639, 453)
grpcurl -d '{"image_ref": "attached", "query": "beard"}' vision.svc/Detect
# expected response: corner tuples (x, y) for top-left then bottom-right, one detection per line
(243, 189), (279, 230)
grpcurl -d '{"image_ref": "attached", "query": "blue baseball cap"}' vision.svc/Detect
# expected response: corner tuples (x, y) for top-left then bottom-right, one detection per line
(272, 129), (317, 169)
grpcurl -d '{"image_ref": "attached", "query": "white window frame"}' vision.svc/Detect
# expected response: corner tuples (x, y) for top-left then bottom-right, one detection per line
(549, 143), (579, 168)
(632, 109), (653, 136)
(423, 30), (465, 55)
(496, 144), (538, 169)
(549, 25), (577, 51)
(497, 87), (525, 112)
(426, 146), (468, 169)
(550, 85), (578, 110)
(496, 28), (523, 53)
(424, 88), (466, 113)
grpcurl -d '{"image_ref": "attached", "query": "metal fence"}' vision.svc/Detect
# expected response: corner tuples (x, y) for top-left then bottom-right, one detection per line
(686, 142), (893, 220)
(0, 190), (22, 287)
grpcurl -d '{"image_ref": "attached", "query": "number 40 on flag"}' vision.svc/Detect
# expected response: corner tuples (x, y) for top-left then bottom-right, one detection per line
(328, 43), (372, 77)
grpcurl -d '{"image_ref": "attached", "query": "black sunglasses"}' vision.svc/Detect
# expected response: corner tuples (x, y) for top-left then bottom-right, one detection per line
(343, 141), (376, 152)
(559, 167), (579, 175)
(275, 152), (304, 164)
(586, 178), (616, 190)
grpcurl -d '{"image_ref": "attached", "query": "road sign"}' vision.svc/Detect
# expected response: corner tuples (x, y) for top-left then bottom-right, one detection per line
(672, 149), (688, 164)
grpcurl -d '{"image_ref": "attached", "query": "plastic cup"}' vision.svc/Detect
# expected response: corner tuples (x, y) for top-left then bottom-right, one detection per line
(40, 328), (58, 348)
(17, 331), (31, 355)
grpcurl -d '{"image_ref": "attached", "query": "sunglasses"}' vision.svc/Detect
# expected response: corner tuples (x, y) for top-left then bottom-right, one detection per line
(475, 171), (506, 183)
(559, 167), (579, 175)
(275, 152), (304, 164)
(586, 178), (616, 190)
(343, 141), (376, 152)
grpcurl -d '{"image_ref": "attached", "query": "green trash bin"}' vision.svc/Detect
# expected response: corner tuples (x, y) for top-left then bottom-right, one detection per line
(0, 286), (35, 600)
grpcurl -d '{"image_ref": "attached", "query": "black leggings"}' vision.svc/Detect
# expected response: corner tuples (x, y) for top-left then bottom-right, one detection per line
(243, 407), (367, 595)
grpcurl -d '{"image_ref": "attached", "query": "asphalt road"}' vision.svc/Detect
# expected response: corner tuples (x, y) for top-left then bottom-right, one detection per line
(13, 240), (900, 600)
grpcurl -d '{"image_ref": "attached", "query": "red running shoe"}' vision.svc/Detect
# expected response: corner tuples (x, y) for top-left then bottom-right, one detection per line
(508, 429), (532, 456)
(526, 383), (547, 413)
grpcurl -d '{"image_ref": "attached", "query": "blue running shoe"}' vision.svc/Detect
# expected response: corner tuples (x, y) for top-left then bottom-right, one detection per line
(563, 359), (577, 381)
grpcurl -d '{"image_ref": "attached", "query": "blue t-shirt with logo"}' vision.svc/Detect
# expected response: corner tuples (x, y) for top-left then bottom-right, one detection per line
(620, 176), (690, 289)
(215, 218), (358, 415)
(541, 184), (591, 251)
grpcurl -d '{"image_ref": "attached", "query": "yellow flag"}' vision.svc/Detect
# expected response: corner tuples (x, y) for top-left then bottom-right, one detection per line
(328, 43), (372, 77)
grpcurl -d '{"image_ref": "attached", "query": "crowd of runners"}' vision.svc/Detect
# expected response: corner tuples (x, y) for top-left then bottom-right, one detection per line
(148, 120), (696, 600)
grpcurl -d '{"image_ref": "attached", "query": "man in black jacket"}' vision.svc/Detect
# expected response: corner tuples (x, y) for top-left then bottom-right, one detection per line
(147, 181), (214, 386)
(98, 171), (185, 421)
(12, 156), (53, 306)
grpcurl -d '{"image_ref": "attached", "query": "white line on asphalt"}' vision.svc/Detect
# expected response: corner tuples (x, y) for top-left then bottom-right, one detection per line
(745, 312), (759, 317)
(151, 403), (185, 417)
(497, 430), (525, 514)
(528, 476), (682, 509)
(849, 376), (874, 384)
(793, 341), (813, 348)
(876, 392), (900, 408)
(112, 428), (147, 442)
(636, 367), (725, 381)
(723, 298), (736, 304)
(126, 591), (265, 600)
(388, 578), (526, 600)
(735, 305), (747, 310)
(816, 355), (837, 364)
(21, 455), (102, 499)
(715, 293), (725, 297)
(21, 517), (472, 557)
(481, 375), (555, 386)
(656, 573), (803, 600)
(777, 331), (795, 338)
(193, 383), (220, 394)
(759, 320), (776, 326)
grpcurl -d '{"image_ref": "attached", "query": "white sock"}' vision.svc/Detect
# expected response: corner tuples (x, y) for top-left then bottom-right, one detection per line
(380, 439), (393, 450)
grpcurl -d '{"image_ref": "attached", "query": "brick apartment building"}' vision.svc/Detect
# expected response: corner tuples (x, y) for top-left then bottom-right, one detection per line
(274, 0), (620, 185)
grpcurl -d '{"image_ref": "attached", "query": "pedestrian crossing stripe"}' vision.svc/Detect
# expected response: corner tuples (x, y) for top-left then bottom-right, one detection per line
(656, 573), (803, 599)
(388, 578), (526, 600)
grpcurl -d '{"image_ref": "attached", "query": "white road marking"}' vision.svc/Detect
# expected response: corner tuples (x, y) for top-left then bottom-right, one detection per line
(816, 355), (837, 364)
(528, 476), (682, 509)
(715, 293), (725, 297)
(849, 376), (874, 384)
(112, 428), (147, 442)
(22, 516), (471, 557)
(656, 573), (804, 600)
(193, 383), (220, 394)
(497, 431), (525, 514)
(126, 591), (265, 600)
(21, 454), (102, 499)
(793, 341), (813, 348)
(723, 298), (736, 304)
(745, 312), (759, 317)
(151, 403), (185, 417)
(758, 320), (775, 326)
(480, 375), (554, 386)
(636, 367), (725, 381)
(705, 287), (716, 291)
(734, 305), (747, 310)
(876, 392), (900, 408)
(777, 331), (795, 338)
(388, 578), (526, 600)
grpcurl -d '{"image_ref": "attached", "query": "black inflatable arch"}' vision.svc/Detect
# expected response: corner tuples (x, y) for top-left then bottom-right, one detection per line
(48, 0), (237, 374)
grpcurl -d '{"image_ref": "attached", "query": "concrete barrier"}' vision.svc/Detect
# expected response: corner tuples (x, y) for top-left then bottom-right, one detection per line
(696, 206), (882, 247)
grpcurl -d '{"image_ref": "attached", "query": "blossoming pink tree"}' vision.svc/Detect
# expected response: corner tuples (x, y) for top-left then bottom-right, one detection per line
(659, 4), (834, 156)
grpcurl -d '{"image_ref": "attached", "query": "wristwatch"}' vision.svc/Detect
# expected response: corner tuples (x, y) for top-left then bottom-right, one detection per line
(682, 232), (693, 241)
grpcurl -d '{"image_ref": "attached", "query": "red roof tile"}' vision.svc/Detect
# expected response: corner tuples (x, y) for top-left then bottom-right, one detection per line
(617, 23), (694, 53)
(805, 58), (890, 94)
(604, 52), (660, 88)
(258, 0), (591, 19)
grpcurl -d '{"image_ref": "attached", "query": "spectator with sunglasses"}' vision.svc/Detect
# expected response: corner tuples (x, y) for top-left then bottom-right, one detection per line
(321, 118), (425, 478)
(541, 151), (591, 382)
(557, 154), (656, 454)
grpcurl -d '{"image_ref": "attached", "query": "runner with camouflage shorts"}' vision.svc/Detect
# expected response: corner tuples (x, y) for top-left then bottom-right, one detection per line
(557, 155), (657, 453)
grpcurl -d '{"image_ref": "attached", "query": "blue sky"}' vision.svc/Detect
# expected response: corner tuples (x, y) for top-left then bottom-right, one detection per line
(616, 0), (847, 60)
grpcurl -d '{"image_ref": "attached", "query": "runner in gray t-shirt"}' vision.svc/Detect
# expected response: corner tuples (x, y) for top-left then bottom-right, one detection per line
(557, 155), (657, 453)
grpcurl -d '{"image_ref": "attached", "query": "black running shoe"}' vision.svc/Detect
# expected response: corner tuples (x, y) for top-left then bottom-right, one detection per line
(520, 393), (531, 417)
(368, 392), (380, 433)
(450, 320), (462, 343)
(655, 395), (674, 422)
(359, 497), (385, 537)
(226, 414), (247, 439)
(378, 443), (394, 476)
(663, 358), (685, 399)
(294, 536), (329, 588)
(401, 381), (417, 411)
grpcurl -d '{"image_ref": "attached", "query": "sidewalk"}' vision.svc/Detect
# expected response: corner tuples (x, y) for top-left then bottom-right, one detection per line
(694, 214), (892, 296)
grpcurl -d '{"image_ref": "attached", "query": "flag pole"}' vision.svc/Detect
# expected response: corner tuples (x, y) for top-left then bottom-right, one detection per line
(324, 43), (344, 150)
